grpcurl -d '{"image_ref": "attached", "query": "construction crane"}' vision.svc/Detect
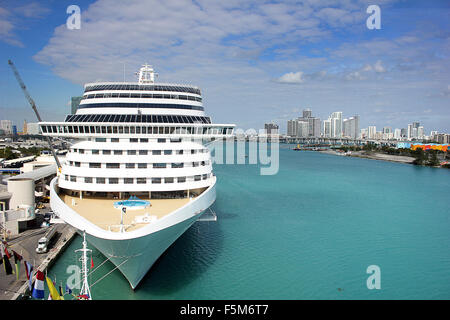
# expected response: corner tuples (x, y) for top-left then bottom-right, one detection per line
(8, 59), (62, 170)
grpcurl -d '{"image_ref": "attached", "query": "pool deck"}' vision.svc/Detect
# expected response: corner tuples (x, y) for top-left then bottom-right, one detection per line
(59, 193), (194, 232)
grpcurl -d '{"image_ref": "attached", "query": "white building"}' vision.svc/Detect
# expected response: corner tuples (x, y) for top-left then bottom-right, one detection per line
(368, 126), (376, 139)
(0, 120), (13, 134)
(27, 122), (40, 135)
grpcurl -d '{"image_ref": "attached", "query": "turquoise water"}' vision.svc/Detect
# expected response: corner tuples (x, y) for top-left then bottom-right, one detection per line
(47, 146), (450, 299)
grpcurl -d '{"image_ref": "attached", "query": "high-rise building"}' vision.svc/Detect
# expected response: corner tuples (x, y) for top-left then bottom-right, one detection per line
(418, 126), (424, 139)
(394, 128), (401, 140)
(0, 120), (12, 134)
(400, 128), (407, 138)
(368, 126), (376, 139)
(407, 124), (413, 139)
(287, 108), (320, 137)
(323, 119), (332, 137)
(343, 115), (360, 139)
(71, 96), (83, 114)
(302, 108), (312, 118)
(330, 112), (342, 138)
(296, 121), (309, 138)
(287, 120), (296, 136)
(23, 119), (28, 134)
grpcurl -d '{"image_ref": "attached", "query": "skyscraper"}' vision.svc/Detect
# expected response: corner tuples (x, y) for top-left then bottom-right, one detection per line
(330, 112), (343, 138)
(343, 115), (360, 139)
(287, 108), (321, 137)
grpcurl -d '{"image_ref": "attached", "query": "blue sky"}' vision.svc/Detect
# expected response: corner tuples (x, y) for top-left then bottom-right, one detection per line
(1, 0), (449, 133)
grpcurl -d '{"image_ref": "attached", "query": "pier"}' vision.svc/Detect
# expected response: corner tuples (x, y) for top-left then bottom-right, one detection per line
(0, 222), (76, 300)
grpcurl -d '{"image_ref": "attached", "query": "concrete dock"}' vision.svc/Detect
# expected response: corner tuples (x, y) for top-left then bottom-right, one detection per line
(0, 220), (76, 300)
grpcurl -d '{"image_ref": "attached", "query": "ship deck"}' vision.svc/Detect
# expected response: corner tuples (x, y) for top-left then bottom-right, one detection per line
(58, 191), (201, 232)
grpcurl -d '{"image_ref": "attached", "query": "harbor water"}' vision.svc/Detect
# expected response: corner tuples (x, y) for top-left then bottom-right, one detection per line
(47, 145), (450, 299)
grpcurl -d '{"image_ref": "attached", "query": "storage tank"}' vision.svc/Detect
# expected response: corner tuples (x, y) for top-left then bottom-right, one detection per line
(7, 178), (35, 210)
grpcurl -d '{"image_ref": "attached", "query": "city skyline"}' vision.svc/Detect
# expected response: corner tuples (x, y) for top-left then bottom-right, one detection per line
(0, 1), (449, 133)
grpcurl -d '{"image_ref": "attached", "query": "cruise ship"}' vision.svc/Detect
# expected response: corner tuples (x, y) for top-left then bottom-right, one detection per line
(39, 64), (235, 289)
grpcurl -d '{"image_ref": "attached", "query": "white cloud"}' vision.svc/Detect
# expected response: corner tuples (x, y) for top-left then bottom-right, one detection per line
(276, 71), (305, 84)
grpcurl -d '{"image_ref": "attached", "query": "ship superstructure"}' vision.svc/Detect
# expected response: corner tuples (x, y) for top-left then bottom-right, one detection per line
(40, 64), (234, 288)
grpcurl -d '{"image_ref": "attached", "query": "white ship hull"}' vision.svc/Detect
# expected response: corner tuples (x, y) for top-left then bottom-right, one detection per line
(50, 177), (216, 289)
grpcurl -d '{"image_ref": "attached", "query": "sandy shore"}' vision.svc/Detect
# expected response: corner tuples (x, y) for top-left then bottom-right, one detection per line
(319, 150), (415, 164)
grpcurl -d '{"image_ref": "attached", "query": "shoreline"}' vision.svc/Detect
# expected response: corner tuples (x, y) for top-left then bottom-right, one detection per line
(318, 149), (416, 165)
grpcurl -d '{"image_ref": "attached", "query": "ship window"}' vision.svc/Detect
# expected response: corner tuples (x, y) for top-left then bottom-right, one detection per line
(127, 150), (136, 155)
(73, 126), (79, 133)
(137, 178), (146, 184)
(92, 150), (99, 155)
(202, 174), (207, 180)
(106, 163), (119, 169)
(130, 138), (138, 143)
(176, 150), (183, 155)
(172, 163), (183, 168)
(107, 126), (112, 134)
(147, 127), (152, 134)
(41, 126), (47, 133)
(85, 177), (93, 183)
(159, 127), (164, 134)
(114, 150), (123, 155)
(193, 162), (199, 167)
(136, 126), (141, 134)
(95, 138), (106, 142)
(124, 127), (129, 134)
(141, 127), (147, 134)
(138, 163), (147, 169)
(75, 162), (80, 167)
(152, 150), (161, 155)
(68, 126), (73, 133)
(102, 150), (111, 155)
(70, 176), (76, 182)
(165, 177), (174, 184)
(157, 138), (166, 143)
(125, 115), (131, 122)
(111, 138), (119, 142)
(79, 149), (85, 154)
(139, 150), (148, 155)
(165, 127), (170, 134)
(124, 178), (133, 184)
(140, 138), (148, 143)
(101, 126), (107, 134)
(109, 178), (119, 184)
(151, 178), (161, 184)
(194, 175), (201, 181)
(153, 163), (166, 169)
(126, 163), (135, 168)
(177, 177), (186, 183)
(119, 126), (124, 134)
(130, 126), (135, 134)
(164, 150), (172, 155)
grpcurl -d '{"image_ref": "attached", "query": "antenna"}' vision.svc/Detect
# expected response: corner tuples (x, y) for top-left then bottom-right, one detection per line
(75, 231), (92, 299)
(8, 60), (62, 170)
